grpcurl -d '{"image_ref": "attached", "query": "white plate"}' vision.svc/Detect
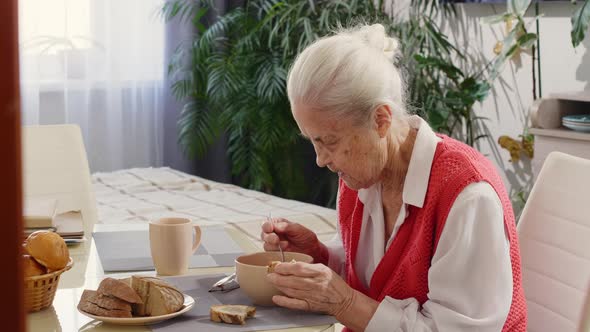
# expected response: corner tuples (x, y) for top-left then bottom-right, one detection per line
(561, 120), (590, 127)
(78, 294), (195, 325)
(563, 122), (590, 133)
(563, 114), (590, 123)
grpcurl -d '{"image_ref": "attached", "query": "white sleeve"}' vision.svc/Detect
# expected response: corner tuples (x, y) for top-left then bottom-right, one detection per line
(324, 223), (346, 277)
(365, 181), (513, 332)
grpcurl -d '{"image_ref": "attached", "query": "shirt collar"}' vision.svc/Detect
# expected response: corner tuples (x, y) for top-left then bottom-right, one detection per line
(403, 116), (440, 208)
(358, 116), (440, 208)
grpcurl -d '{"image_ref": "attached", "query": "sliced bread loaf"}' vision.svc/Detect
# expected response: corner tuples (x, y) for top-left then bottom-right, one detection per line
(131, 276), (184, 316)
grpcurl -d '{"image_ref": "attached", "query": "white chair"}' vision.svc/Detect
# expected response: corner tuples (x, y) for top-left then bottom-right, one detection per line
(517, 152), (590, 332)
(22, 124), (98, 238)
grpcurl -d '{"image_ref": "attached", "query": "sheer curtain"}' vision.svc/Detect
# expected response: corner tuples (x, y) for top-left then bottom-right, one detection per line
(19, 0), (165, 172)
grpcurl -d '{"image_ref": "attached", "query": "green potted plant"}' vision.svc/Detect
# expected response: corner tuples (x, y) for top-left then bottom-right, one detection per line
(162, 0), (505, 207)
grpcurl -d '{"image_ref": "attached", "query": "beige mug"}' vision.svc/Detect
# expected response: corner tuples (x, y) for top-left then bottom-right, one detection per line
(149, 217), (202, 276)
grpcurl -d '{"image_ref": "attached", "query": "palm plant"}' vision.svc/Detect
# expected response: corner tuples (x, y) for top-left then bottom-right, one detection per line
(162, 0), (495, 206)
(395, 1), (492, 146)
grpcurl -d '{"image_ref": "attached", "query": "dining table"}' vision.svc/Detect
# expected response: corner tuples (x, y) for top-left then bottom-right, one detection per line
(26, 223), (341, 332)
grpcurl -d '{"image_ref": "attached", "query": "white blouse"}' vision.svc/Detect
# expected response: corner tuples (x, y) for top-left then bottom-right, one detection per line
(325, 116), (513, 331)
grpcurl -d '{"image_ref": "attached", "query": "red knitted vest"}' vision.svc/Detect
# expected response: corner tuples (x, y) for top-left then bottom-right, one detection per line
(338, 135), (526, 331)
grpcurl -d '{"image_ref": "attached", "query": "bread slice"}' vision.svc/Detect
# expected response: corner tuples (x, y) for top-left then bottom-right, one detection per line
(210, 305), (256, 325)
(79, 289), (132, 311)
(131, 276), (184, 316)
(267, 259), (297, 273)
(96, 293), (132, 311)
(267, 261), (281, 273)
(78, 289), (132, 318)
(98, 277), (143, 304)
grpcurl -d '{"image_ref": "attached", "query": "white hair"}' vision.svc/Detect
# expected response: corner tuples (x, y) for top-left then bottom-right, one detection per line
(287, 24), (408, 126)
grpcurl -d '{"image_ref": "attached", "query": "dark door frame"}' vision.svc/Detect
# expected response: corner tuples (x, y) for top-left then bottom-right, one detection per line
(0, 0), (25, 330)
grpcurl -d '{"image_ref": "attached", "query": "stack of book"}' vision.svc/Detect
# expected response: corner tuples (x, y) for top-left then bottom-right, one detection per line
(24, 198), (84, 244)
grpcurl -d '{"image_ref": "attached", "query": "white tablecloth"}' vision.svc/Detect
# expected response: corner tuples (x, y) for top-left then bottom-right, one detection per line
(92, 167), (338, 248)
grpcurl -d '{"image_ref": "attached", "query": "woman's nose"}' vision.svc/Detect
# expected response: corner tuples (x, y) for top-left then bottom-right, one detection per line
(315, 147), (331, 168)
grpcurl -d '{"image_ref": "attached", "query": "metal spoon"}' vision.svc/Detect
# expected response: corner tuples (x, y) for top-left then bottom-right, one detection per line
(267, 213), (285, 262)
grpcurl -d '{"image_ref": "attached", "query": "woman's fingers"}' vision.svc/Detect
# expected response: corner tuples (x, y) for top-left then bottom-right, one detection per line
(260, 218), (317, 254)
(272, 295), (311, 311)
(261, 219), (275, 233)
(273, 286), (328, 305)
(273, 262), (324, 277)
(262, 218), (291, 233)
(263, 241), (289, 252)
(261, 231), (290, 252)
(268, 263), (353, 317)
(267, 263), (350, 316)
(261, 230), (279, 244)
(267, 273), (316, 291)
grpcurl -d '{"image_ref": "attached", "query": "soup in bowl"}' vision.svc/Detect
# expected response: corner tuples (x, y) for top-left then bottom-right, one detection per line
(235, 251), (313, 306)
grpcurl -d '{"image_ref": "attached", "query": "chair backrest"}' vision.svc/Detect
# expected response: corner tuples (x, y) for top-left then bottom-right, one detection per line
(517, 152), (590, 332)
(22, 124), (97, 237)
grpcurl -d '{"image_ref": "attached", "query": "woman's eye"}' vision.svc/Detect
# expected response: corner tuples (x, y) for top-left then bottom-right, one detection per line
(324, 140), (338, 146)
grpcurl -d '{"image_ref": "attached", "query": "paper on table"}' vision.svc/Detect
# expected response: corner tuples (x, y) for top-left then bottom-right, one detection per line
(23, 211), (84, 239)
(24, 198), (57, 228)
(152, 274), (337, 332)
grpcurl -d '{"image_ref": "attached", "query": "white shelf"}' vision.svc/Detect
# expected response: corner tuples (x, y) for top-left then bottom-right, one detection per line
(530, 127), (590, 142)
(549, 91), (590, 103)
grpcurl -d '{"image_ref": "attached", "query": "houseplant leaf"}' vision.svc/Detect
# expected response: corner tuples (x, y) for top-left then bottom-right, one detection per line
(481, 13), (514, 25)
(572, 0), (590, 47)
(517, 32), (537, 49)
(508, 0), (531, 16)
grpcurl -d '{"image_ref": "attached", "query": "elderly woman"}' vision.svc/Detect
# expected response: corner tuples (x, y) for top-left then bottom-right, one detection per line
(260, 24), (526, 331)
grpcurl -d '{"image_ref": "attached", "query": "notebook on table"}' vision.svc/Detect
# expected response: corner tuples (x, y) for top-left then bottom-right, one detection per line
(23, 210), (85, 244)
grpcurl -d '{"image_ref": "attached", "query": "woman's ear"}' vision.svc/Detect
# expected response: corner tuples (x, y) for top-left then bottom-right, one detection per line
(374, 105), (392, 138)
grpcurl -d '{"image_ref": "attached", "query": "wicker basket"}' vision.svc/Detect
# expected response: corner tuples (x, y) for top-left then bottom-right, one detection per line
(24, 257), (74, 312)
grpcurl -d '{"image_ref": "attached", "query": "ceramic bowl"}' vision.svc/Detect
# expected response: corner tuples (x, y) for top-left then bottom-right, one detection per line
(235, 251), (313, 306)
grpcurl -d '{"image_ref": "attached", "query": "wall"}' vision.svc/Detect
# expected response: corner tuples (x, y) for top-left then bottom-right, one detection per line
(439, 2), (590, 212)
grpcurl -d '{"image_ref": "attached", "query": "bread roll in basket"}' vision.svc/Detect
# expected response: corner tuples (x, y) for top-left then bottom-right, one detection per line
(23, 231), (73, 312)
(24, 257), (73, 312)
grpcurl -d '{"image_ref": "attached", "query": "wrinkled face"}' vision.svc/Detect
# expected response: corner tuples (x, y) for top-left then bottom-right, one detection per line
(292, 104), (388, 190)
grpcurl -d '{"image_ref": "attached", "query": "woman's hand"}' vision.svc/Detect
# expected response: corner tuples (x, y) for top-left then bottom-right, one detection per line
(268, 262), (380, 331)
(266, 262), (354, 317)
(260, 218), (328, 264)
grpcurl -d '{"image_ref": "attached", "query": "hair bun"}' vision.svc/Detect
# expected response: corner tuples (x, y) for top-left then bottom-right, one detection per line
(356, 24), (399, 61)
